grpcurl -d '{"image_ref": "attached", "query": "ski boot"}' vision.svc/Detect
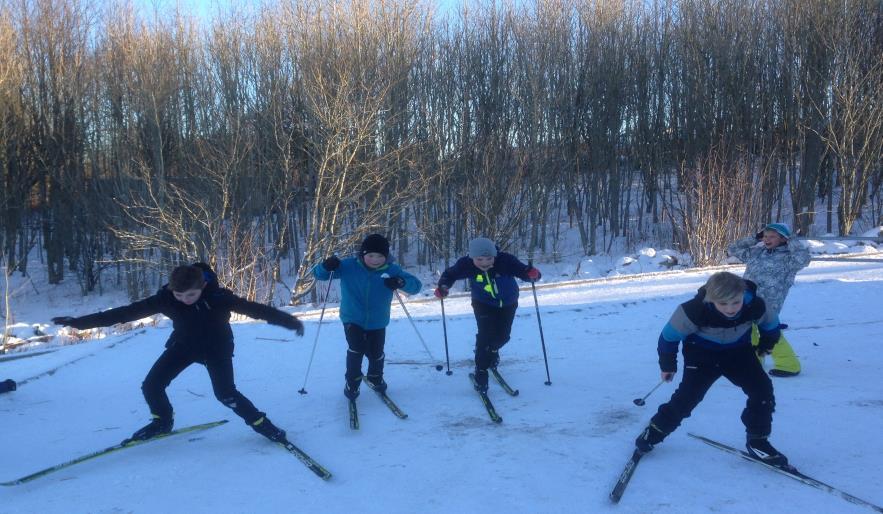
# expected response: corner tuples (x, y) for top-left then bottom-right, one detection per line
(635, 423), (666, 454)
(746, 436), (789, 468)
(251, 416), (287, 443)
(126, 415), (173, 443)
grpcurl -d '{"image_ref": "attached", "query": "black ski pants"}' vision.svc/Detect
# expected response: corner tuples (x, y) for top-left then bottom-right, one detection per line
(472, 301), (518, 371)
(343, 323), (386, 385)
(650, 343), (775, 439)
(141, 345), (264, 425)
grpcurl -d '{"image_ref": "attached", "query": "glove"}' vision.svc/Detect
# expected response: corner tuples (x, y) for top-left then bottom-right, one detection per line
(278, 315), (305, 336)
(658, 351), (677, 374)
(525, 267), (541, 282)
(0, 379), (16, 393)
(434, 285), (449, 299)
(755, 230), (765, 241)
(383, 276), (406, 290)
(322, 256), (341, 272)
(756, 333), (778, 356)
(52, 316), (88, 330)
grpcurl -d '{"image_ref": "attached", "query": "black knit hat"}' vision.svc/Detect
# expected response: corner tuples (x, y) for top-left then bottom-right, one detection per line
(360, 234), (390, 258)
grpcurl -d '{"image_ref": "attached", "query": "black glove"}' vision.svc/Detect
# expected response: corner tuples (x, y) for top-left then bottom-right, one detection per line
(755, 230), (765, 241)
(279, 315), (305, 337)
(322, 256), (341, 272)
(384, 276), (406, 290)
(658, 351), (677, 374)
(52, 316), (88, 330)
(0, 379), (16, 393)
(756, 333), (778, 356)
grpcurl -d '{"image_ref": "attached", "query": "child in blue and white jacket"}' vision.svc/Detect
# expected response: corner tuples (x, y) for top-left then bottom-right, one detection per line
(313, 234), (422, 399)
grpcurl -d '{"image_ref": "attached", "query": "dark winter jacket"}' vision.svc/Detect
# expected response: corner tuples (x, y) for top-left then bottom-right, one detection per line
(64, 264), (301, 358)
(437, 252), (534, 307)
(657, 280), (780, 359)
(312, 256), (422, 330)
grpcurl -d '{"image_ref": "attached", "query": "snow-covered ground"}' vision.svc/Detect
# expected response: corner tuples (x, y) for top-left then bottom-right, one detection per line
(1, 254), (882, 513)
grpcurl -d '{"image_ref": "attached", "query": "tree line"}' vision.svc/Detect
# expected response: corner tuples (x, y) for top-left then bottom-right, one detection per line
(0, 0), (880, 303)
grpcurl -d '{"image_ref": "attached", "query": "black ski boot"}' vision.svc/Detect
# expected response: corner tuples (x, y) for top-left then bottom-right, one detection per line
(127, 416), (173, 443)
(635, 423), (666, 453)
(473, 369), (489, 393)
(489, 350), (500, 370)
(344, 379), (361, 400)
(746, 436), (789, 467)
(365, 374), (388, 393)
(251, 416), (287, 443)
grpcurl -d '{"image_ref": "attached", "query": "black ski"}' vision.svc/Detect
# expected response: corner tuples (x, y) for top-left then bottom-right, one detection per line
(348, 399), (359, 430)
(610, 449), (645, 503)
(275, 438), (332, 481)
(469, 373), (502, 423)
(1, 419), (229, 486)
(688, 433), (883, 513)
(363, 382), (408, 419)
(490, 367), (520, 396)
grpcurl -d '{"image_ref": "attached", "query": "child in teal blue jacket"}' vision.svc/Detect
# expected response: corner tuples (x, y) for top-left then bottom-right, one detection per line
(313, 234), (422, 399)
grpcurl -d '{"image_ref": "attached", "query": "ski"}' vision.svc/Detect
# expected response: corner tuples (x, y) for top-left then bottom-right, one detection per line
(610, 449), (645, 503)
(688, 433), (883, 513)
(275, 438), (333, 481)
(1, 419), (229, 486)
(363, 382), (408, 419)
(469, 373), (502, 423)
(348, 399), (359, 430)
(490, 367), (520, 396)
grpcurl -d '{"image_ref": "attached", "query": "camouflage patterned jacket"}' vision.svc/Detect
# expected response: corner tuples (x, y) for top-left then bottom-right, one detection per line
(728, 237), (811, 316)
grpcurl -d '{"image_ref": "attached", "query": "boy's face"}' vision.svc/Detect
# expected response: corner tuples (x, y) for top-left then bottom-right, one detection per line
(173, 287), (204, 305)
(761, 230), (786, 249)
(363, 252), (387, 269)
(712, 297), (744, 318)
(472, 255), (495, 271)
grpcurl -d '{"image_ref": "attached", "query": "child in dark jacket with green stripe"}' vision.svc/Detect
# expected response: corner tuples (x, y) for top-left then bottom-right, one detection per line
(52, 263), (304, 444)
(434, 237), (540, 392)
(313, 234), (422, 399)
(634, 271), (789, 467)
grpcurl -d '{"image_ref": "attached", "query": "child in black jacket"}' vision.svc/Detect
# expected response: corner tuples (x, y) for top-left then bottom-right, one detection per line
(52, 263), (304, 444)
(634, 271), (788, 466)
(435, 237), (540, 392)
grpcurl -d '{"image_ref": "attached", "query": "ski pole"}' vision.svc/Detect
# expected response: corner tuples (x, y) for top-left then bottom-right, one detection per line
(439, 295), (453, 375)
(633, 379), (665, 406)
(528, 259), (552, 386)
(298, 271), (335, 395)
(384, 274), (443, 371)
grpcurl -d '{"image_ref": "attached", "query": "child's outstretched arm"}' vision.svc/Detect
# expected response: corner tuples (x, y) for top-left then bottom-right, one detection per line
(656, 305), (698, 381)
(436, 257), (472, 292)
(52, 296), (163, 330)
(312, 256), (343, 281)
(229, 296), (305, 336)
(384, 266), (422, 295)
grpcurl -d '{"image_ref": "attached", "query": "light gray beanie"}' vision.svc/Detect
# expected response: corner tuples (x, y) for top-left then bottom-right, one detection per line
(468, 237), (498, 258)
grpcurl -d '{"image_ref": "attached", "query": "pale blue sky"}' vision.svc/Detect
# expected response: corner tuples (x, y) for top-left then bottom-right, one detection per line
(131, 0), (469, 22)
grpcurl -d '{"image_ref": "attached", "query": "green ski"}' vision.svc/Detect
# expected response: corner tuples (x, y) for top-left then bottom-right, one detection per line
(2, 419), (229, 486)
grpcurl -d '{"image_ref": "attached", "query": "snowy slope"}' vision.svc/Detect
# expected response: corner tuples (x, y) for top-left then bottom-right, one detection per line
(1, 257), (882, 514)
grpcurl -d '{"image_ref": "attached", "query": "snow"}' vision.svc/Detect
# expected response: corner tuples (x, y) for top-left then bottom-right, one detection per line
(1, 254), (882, 513)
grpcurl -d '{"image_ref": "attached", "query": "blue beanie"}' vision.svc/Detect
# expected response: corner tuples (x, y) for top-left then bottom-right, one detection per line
(764, 223), (792, 239)
(468, 237), (498, 258)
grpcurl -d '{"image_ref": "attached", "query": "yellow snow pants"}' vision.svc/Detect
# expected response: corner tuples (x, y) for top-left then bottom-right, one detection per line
(751, 325), (801, 374)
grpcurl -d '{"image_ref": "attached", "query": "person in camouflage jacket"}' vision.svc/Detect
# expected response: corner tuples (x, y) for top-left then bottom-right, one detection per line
(728, 223), (811, 377)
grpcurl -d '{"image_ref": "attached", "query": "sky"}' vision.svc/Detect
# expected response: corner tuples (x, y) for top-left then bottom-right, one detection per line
(1, 242), (882, 513)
